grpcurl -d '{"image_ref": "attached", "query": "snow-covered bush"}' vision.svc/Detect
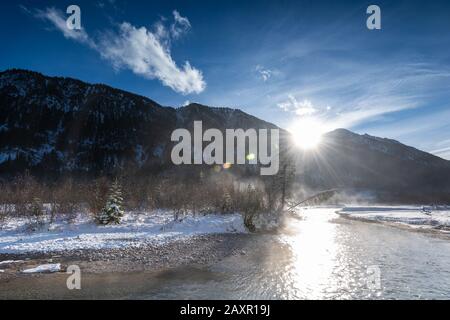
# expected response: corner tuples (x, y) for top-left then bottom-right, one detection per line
(240, 184), (265, 232)
(249, 212), (283, 232)
(25, 197), (46, 231)
(50, 179), (82, 223)
(220, 191), (234, 214)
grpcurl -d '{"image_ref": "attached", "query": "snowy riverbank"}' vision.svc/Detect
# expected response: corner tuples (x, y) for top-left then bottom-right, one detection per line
(337, 206), (450, 233)
(2, 205), (450, 255)
(0, 211), (246, 254)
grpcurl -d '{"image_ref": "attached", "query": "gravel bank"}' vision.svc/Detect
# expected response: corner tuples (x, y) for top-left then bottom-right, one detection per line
(0, 233), (252, 280)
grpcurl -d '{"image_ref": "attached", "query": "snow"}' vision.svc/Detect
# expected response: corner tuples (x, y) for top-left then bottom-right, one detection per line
(337, 206), (450, 232)
(0, 211), (246, 253)
(0, 260), (24, 265)
(134, 144), (146, 166)
(22, 263), (61, 273)
(0, 150), (18, 164)
(152, 145), (164, 158)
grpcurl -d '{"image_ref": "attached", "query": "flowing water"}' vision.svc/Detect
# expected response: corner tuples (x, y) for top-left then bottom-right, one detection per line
(2, 208), (450, 299)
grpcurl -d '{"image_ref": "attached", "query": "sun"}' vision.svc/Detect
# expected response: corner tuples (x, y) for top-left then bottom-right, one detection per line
(289, 118), (325, 150)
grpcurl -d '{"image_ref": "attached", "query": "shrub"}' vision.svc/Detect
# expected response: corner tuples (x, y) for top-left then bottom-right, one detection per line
(25, 197), (46, 231)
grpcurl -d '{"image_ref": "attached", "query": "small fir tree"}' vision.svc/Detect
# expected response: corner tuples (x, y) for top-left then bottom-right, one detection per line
(97, 179), (124, 225)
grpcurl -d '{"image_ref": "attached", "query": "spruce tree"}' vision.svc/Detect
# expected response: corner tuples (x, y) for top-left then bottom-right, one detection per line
(97, 179), (124, 225)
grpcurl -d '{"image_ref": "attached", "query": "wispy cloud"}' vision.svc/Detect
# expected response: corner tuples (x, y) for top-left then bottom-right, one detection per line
(34, 7), (94, 47)
(255, 65), (272, 82)
(30, 6), (205, 94)
(171, 10), (191, 39)
(429, 138), (450, 160)
(431, 146), (450, 155)
(277, 95), (317, 116)
(273, 60), (450, 131)
(366, 108), (450, 140)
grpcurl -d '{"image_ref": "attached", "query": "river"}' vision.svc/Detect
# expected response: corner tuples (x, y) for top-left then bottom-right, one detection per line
(1, 208), (450, 299)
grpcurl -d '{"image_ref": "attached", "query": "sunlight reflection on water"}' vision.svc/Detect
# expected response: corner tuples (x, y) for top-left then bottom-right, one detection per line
(274, 208), (377, 299)
(283, 210), (340, 298)
(198, 207), (450, 300)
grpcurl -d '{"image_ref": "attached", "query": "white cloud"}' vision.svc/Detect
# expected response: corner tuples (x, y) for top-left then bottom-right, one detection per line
(33, 7), (205, 95)
(35, 7), (94, 47)
(171, 10), (191, 39)
(277, 95), (317, 116)
(255, 65), (272, 82)
(294, 99), (316, 116)
(154, 21), (170, 43)
(98, 23), (205, 94)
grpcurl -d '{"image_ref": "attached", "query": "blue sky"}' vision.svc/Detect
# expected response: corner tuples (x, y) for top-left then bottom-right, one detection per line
(1, 0), (450, 158)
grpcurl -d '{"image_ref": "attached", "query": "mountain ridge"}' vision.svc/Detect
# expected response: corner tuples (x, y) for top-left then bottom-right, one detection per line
(1, 68), (450, 202)
(324, 128), (449, 164)
(0, 68), (283, 177)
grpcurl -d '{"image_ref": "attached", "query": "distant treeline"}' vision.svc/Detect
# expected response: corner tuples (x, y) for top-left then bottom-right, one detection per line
(0, 164), (296, 229)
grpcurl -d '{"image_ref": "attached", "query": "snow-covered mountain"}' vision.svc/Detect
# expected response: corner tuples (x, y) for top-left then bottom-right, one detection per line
(0, 69), (277, 177)
(1, 69), (449, 201)
(296, 128), (450, 202)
